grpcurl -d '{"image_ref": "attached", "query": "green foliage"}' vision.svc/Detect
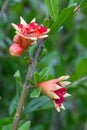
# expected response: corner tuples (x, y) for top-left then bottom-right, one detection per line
(44, 0), (59, 20)
(24, 96), (50, 113)
(68, 0), (77, 7)
(2, 124), (12, 130)
(34, 67), (51, 84)
(50, 6), (74, 33)
(14, 70), (23, 87)
(0, 117), (13, 130)
(80, 0), (87, 8)
(76, 58), (87, 78)
(30, 87), (41, 98)
(18, 121), (31, 130)
(0, 117), (13, 126)
(9, 95), (19, 116)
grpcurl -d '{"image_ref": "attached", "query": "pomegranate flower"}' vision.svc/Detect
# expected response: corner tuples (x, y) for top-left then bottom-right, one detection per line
(37, 76), (71, 112)
(11, 16), (50, 41)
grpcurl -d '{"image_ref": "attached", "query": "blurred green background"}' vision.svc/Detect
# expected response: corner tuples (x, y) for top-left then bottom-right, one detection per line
(0, 0), (87, 130)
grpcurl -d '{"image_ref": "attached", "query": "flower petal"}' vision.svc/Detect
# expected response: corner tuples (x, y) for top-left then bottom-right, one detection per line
(30, 18), (36, 23)
(64, 93), (71, 97)
(58, 75), (70, 82)
(46, 29), (50, 33)
(16, 31), (37, 40)
(11, 23), (20, 32)
(39, 35), (48, 39)
(52, 85), (61, 91)
(60, 104), (65, 110)
(60, 81), (71, 87)
(47, 91), (60, 99)
(20, 16), (27, 25)
(54, 101), (60, 112)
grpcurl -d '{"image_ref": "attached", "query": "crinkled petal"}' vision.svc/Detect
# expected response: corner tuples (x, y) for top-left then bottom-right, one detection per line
(16, 31), (37, 40)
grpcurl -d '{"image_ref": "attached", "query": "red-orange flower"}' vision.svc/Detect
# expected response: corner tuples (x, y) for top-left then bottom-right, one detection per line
(37, 76), (71, 112)
(11, 16), (50, 40)
(9, 17), (50, 56)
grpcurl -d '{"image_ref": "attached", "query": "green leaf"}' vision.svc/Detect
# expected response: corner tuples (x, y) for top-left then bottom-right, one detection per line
(34, 71), (40, 84)
(34, 67), (50, 84)
(39, 67), (49, 82)
(24, 96), (50, 113)
(79, 0), (87, 8)
(30, 87), (41, 98)
(14, 70), (23, 87)
(44, 0), (59, 20)
(74, 0), (78, 2)
(50, 6), (74, 33)
(78, 28), (87, 48)
(9, 95), (19, 115)
(18, 121), (31, 130)
(76, 58), (87, 78)
(2, 124), (12, 130)
(0, 117), (13, 126)
(26, 79), (35, 86)
(41, 100), (54, 110)
(43, 19), (53, 28)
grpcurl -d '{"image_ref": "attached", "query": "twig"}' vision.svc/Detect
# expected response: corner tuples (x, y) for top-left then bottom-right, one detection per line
(0, 0), (9, 18)
(12, 39), (44, 130)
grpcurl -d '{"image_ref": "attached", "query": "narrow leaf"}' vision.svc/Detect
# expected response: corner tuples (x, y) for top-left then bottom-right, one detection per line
(24, 96), (50, 113)
(9, 95), (19, 115)
(79, 0), (87, 8)
(44, 0), (59, 20)
(50, 6), (74, 33)
(14, 70), (23, 86)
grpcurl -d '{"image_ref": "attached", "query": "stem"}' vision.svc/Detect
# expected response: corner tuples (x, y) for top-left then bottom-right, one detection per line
(12, 39), (44, 130)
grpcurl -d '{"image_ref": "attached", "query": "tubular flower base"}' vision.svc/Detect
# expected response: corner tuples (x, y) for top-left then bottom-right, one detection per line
(37, 76), (71, 112)
(11, 16), (50, 41)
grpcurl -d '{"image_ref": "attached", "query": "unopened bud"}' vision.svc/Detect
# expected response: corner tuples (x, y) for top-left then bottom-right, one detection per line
(9, 43), (24, 56)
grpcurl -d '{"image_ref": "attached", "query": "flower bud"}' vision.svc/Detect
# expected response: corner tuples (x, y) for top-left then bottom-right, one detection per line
(9, 43), (24, 56)
(37, 76), (71, 112)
